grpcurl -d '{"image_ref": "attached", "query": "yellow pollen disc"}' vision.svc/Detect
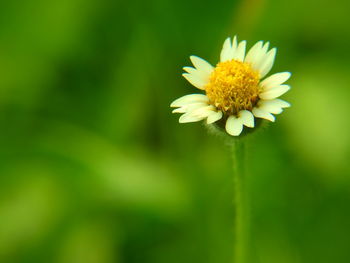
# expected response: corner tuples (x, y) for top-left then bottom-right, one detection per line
(205, 60), (260, 115)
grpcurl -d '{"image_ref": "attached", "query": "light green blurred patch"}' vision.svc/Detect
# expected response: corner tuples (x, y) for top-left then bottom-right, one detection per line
(284, 58), (350, 182)
(0, 0), (99, 56)
(36, 121), (191, 219)
(0, 165), (64, 260)
(0, 0), (101, 107)
(260, 0), (350, 42)
(99, 25), (162, 142)
(0, 52), (53, 108)
(256, 230), (301, 263)
(56, 220), (118, 263)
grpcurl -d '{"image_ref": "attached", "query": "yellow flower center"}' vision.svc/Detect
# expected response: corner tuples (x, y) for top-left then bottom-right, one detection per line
(205, 60), (260, 115)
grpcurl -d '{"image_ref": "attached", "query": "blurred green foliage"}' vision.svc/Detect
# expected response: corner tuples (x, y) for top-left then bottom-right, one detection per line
(0, 0), (350, 262)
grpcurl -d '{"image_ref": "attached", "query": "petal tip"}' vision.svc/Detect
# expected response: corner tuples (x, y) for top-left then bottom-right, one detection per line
(225, 116), (243, 136)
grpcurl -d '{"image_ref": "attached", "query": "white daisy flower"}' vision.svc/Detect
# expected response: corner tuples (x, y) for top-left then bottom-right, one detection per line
(170, 36), (291, 136)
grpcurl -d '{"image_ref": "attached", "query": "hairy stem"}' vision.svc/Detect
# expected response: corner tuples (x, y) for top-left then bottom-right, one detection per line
(232, 139), (249, 263)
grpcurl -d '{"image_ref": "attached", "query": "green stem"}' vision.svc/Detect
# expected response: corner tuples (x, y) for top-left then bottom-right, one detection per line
(232, 139), (249, 263)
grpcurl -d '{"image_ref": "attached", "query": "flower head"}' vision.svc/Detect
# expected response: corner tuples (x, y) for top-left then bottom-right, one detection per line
(171, 36), (291, 136)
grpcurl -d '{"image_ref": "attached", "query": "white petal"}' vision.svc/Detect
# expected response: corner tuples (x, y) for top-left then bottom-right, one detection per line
(182, 73), (207, 90)
(252, 107), (275, 122)
(258, 99), (290, 109)
(244, 41), (263, 67)
(231, 36), (238, 55)
(190, 105), (216, 118)
(183, 67), (208, 78)
(172, 102), (208, 113)
(170, 94), (209, 107)
(220, 37), (232, 62)
(251, 42), (270, 72)
(259, 85), (290, 100)
(238, 110), (254, 128)
(220, 36), (238, 62)
(207, 111), (223, 124)
(182, 66), (196, 74)
(189, 56), (214, 75)
(259, 48), (277, 78)
(249, 49), (269, 72)
(179, 112), (205, 123)
(183, 66), (211, 85)
(225, 115), (244, 136)
(233, 40), (246, 62)
(260, 72), (291, 90)
(257, 99), (291, 115)
(258, 100), (281, 114)
(273, 99), (291, 108)
(262, 42), (269, 52)
(261, 42), (270, 57)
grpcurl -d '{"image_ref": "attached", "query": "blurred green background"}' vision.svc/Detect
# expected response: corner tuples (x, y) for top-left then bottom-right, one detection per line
(0, 0), (350, 262)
